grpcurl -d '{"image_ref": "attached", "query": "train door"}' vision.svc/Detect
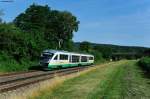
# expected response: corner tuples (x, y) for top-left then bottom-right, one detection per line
(69, 55), (72, 63)
(53, 54), (58, 64)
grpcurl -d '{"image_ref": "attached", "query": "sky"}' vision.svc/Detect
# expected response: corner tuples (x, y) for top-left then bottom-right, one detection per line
(0, 0), (150, 47)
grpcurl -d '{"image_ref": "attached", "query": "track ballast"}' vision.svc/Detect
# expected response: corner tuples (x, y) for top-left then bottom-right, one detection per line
(0, 66), (91, 93)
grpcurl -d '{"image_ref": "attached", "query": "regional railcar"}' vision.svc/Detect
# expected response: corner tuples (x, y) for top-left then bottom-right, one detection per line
(39, 50), (94, 70)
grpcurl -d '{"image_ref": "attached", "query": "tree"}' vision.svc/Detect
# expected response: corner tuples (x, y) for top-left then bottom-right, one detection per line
(79, 41), (92, 52)
(45, 10), (79, 49)
(90, 50), (104, 62)
(14, 4), (79, 50)
(0, 23), (27, 61)
(144, 49), (150, 56)
(14, 4), (50, 33)
(94, 45), (112, 59)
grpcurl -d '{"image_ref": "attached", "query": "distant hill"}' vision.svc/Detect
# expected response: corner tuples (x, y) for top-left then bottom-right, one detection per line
(74, 42), (149, 54)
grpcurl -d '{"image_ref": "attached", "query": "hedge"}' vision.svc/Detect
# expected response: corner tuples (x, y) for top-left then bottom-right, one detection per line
(138, 57), (150, 72)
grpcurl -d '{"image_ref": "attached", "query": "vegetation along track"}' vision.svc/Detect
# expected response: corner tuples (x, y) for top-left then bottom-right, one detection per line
(0, 66), (90, 93)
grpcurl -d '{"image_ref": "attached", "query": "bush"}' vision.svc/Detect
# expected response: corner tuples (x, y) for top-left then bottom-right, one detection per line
(90, 50), (105, 64)
(0, 52), (37, 72)
(138, 57), (150, 72)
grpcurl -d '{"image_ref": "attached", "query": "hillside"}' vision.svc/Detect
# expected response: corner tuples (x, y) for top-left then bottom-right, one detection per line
(75, 42), (149, 53)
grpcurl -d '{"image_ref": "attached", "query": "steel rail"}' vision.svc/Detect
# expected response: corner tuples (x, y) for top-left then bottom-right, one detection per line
(0, 66), (90, 93)
(0, 70), (38, 77)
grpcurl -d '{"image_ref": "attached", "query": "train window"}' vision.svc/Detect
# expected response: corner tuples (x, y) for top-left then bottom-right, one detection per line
(72, 55), (80, 63)
(41, 53), (54, 60)
(54, 55), (58, 60)
(89, 57), (93, 60)
(81, 56), (88, 62)
(60, 54), (68, 60)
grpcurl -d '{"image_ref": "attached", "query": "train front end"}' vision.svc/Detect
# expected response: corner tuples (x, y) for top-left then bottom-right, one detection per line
(39, 50), (54, 70)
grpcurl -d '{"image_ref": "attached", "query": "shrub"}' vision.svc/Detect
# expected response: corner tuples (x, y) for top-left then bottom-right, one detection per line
(90, 50), (105, 64)
(0, 52), (37, 72)
(138, 57), (150, 72)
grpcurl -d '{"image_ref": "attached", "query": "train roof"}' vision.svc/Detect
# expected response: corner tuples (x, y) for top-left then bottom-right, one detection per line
(43, 49), (93, 56)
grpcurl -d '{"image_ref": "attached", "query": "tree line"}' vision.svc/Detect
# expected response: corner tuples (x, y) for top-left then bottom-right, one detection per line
(77, 41), (149, 61)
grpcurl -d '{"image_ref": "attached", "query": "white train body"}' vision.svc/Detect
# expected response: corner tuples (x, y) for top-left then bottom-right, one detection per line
(40, 50), (94, 70)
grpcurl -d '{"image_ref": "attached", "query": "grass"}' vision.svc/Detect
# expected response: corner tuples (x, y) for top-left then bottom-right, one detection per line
(123, 61), (150, 98)
(30, 61), (123, 99)
(91, 60), (150, 99)
(31, 60), (150, 99)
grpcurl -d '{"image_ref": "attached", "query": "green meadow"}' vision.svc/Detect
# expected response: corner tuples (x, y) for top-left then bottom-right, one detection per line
(31, 60), (150, 99)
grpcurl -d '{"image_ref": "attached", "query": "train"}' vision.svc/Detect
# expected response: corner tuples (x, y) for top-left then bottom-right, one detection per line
(39, 50), (94, 70)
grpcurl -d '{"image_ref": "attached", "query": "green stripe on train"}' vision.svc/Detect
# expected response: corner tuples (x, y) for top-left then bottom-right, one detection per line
(48, 62), (92, 68)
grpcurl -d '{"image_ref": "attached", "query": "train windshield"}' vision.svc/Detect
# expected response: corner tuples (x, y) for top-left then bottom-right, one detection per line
(40, 53), (54, 60)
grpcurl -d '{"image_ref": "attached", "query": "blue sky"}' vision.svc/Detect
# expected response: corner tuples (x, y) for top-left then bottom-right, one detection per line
(0, 0), (150, 47)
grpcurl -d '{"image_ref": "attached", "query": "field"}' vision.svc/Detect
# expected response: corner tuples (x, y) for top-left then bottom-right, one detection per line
(31, 60), (150, 99)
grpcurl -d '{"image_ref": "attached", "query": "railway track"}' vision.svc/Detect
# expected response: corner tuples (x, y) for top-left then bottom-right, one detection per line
(0, 66), (90, 93)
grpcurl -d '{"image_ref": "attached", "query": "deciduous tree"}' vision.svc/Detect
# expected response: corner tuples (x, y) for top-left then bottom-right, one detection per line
(14, 4), (79, 50)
